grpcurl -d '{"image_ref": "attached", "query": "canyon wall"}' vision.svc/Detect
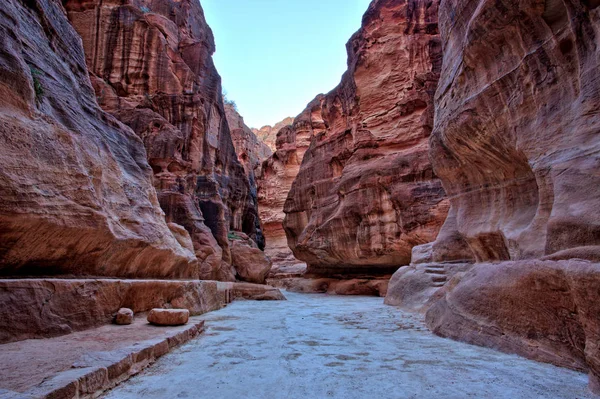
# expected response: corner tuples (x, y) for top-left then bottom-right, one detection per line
(257, 96), (325, 268)
(283, 0), (448, 276)
(429, 0), (600, 265)
(252, 117), (295, 152)
(385, 0), (600, 391)
(65, 0), (266, 280)
(225, 103), (271, 250)
(0, 0), (198, 278)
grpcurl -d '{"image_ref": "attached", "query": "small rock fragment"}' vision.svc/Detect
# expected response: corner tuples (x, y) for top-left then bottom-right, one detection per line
(147, 309), (189, 326)
(115, 308), (134, 325)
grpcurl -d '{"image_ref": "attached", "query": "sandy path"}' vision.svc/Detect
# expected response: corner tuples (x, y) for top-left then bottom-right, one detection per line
(103, 292), (594, 399)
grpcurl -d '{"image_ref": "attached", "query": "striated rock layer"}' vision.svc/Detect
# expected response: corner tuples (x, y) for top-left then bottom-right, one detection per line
(283, 0), (448, 276)
(257, 97), (325, 268)
(429, 0), (600, 266)
(388, 0), (600, 392)
(0, 0), (197, 278)
(65, 0), (265, 280)
(252, 117), (294, 152)
(225, 103), (271, 250)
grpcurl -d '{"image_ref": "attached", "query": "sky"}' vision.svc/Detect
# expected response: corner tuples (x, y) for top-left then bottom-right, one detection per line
(201, 0), (372, 129)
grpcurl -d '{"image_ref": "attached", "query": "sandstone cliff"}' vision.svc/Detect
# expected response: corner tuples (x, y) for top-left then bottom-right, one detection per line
(225, 103), (271, 250)
(385, 0), (600, 392)
(65, 0), (265, 280)
(225, 103), (272, 182)
(283, 0), (448, 276)
(0, 0), (198, 278)
(257, 96), (325, 268)
(252, 117), (295, 152)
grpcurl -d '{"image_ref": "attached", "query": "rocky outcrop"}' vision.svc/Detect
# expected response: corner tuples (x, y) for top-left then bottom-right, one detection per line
(225, 103), (272, 183)
(0, 0), (198, 278)
(65, 0), (264, 280)
(217, 281), (287, 301)
(228, 232), (272, 284)
(426, 260), (600, 393)
(395, 0), (600, 392)
(252, 117), (294, 152)
(268, 276), (389, 297)
(226, 104), (272, 174)
(257, 96), (325, 268)
(283, 0), (448, 276)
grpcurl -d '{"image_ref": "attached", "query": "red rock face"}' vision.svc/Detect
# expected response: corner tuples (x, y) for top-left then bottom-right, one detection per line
(225, 103), (272, 250)
(283, 0), (448, 276)
(415, 0), (600, 392)
(225, 103), (272, 181)
(0, 0), (197, 278)
(257, 96), (325, 268)
(252, 117), (295, 152)
(426, 260), (600, 393)
(429, 0), (600, 263)
(65, 0), (264, 280)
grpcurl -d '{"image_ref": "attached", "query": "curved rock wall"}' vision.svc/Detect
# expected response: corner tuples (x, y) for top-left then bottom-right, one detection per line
(430, 0), (600, 263)
(415, 0), (600, 392)
(0, 0), (197, 278)
(283, 0), (448, 275)
(65, 0), (265, 280)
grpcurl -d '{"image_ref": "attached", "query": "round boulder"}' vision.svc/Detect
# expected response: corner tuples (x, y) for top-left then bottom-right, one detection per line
(147, 309), (189, 326)
(115, 308), (134, 325)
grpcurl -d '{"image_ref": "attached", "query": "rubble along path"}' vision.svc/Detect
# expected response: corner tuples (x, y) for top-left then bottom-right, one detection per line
(103, 292), (594, 399)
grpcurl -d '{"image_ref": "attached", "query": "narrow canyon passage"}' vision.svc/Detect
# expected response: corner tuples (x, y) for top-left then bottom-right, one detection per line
(103, 293), (592, 399)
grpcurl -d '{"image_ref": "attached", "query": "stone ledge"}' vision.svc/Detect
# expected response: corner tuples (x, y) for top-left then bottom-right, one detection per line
(0, 317), (205, 399)
(0, 279), (224, 344)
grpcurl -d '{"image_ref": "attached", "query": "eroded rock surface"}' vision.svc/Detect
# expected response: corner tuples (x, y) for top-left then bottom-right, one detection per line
(257, 96), (325, 268)
(408, 0), (600, 393)
(225, 103), (271, 250)
(283, 0), (448, 276)
(429, 0), (600, 263)
(229, 232), (272, 284)
(252, 117), (295, 152)
(65, 0), (264, 280)
(426, 261), (600, 393)
(0, 279), (224, 343)
(0, 0), (197, 278)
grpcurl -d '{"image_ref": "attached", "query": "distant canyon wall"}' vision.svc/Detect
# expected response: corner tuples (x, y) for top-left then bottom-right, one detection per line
(282, 0), (448, 276)
(252, 118), (295, 152)
(256, 100), (325, 267)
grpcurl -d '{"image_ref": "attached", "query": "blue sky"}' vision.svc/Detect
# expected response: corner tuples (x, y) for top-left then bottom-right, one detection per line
(201, 0), (372, 129)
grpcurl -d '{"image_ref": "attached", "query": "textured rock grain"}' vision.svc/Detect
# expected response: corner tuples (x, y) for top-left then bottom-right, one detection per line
(148, 309), (189, 326)
(0, 0), (197, 278)
(257, 97), (325, 268)
(416, 0), (600, 393)
(65, 0), (264, 280)
(0, 279), (223, 343)
(283, 0), (448, 275)
(429, 0), (600, 263)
